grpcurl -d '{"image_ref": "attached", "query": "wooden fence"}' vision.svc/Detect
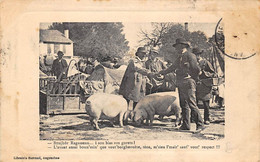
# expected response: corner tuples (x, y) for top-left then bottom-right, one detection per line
(39, 74), (85, 114)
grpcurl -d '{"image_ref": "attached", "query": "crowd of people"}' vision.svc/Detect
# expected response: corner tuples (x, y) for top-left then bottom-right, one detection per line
(39, 39), (224, 132)
(39, 51), (68, 81)
(40, 51), (123, 80)
(119, 38), (223, 132)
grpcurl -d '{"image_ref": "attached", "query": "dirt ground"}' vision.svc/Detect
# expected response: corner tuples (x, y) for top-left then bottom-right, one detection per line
(40, 105), (224, 140)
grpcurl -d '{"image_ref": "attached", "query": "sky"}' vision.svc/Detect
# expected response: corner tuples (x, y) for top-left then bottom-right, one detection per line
(40, 22), (216, 50)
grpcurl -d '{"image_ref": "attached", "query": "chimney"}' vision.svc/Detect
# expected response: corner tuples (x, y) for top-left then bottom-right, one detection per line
(184, 22), (188, 31)
(64, 30), (69, 38)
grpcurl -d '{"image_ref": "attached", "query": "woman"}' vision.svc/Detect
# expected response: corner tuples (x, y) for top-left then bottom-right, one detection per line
(193, 47), (216, 125)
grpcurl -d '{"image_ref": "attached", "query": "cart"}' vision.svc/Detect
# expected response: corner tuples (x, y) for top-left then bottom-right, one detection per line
(39, 59), (125, 115)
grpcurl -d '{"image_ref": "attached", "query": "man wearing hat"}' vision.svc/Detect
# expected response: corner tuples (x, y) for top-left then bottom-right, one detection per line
(52, 51), (68, 81)
(145, 47), (168, 94)
(157, 38), (204, 131)
(193, 47), (216, 125)
(119, 47), (154, 109)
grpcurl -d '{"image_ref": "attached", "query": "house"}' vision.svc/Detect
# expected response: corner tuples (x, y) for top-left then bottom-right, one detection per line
(39, 29), (73, 58)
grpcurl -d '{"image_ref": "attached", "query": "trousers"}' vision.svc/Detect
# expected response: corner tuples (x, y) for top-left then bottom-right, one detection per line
(203, 100), (210, 121)
(178, 78), (204, 129)
(194, 99), (210, 122)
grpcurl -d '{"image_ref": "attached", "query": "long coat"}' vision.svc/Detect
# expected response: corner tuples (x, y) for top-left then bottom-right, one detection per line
(119, 57), (150, 102)
(196, 58), (215, 101)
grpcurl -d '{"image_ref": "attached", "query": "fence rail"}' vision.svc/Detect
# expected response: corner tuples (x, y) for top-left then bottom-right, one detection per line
(39, 74), (84, 115)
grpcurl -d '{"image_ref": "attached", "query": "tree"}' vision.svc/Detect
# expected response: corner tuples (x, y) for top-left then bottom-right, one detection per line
(139, 23), (212, 63)
(160, 23), (188, 63)
(48, 22), (130, 61)
(139, 23), (173, 48)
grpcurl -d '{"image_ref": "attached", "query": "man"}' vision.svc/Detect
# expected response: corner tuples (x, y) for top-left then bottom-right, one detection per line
(52, 51), (68, 81)
(157, 38), (204, 131)
(193, 47), (216, 125)
(119, 47), (153, 110)
(145, 48), (167, 94)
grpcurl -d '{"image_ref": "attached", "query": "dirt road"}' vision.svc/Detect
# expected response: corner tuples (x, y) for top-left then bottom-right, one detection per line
(40, 106), (224, 140)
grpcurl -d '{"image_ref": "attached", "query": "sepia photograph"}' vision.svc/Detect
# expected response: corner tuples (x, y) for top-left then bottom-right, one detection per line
(39, 22), (225, 140)
(1, 1), (259, 161)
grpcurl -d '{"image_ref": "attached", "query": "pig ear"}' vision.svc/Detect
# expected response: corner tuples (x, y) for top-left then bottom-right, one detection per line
(142, 110), (148, 119)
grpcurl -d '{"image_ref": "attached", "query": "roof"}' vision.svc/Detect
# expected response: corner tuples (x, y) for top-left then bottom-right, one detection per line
(40, 30), (73, 44)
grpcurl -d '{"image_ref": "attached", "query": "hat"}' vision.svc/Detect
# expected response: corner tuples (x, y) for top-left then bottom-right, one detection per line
(192, 47), (204, 55)
(150, 47), (159, 54)
(57, 51), (64, 56)
(136, 47), (146, 53)
(135, 47), (147, 56)
(172, 38), (190, 47)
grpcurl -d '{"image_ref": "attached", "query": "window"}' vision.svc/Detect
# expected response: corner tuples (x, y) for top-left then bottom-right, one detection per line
(63, 44), (66, 54)
(47, 44), (51, 54)
(54, 44), (60, 53)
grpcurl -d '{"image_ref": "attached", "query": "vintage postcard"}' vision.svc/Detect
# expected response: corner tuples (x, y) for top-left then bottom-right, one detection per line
(1, 0), (259, 161)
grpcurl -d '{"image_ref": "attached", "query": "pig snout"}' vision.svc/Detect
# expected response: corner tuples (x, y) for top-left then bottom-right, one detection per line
(133, 113), (144, 127)
(134, 118), (143, 127)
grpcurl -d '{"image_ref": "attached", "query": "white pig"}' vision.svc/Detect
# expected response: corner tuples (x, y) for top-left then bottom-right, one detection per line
(132, 91), (181, 127)
(85, 93), (129, 130)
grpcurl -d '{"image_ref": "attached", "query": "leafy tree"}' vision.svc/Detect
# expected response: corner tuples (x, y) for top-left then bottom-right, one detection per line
(48, 22), (129, 61)
(160, 23), (188, 63)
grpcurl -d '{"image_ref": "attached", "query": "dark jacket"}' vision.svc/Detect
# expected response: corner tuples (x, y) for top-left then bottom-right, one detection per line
(198, 58), (215, 79)
(160, 50), (200, 85)
(52, 58), (68, 79)
(119, 57), (150, 102)
(196, 58), (215, 101)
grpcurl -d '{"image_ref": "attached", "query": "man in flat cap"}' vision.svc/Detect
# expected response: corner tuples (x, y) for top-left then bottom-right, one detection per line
(193, 47), (216, 125)
(119, 47), (154, 109)
(52, 51), (68, 81)
(157, 38), (204, 131)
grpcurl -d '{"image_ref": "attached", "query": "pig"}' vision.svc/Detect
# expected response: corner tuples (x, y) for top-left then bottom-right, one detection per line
(85, 93), (130, 130)
(132, 91), (181, 127)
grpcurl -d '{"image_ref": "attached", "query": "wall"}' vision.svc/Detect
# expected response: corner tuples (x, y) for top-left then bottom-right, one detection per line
(39, 42), (73, 58)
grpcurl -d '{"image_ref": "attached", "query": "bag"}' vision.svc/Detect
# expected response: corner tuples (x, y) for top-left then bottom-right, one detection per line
(212, 86), (219, 95)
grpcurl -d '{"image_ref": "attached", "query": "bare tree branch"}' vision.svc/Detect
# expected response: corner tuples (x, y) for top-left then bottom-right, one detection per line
(138, 23), (175, 48)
